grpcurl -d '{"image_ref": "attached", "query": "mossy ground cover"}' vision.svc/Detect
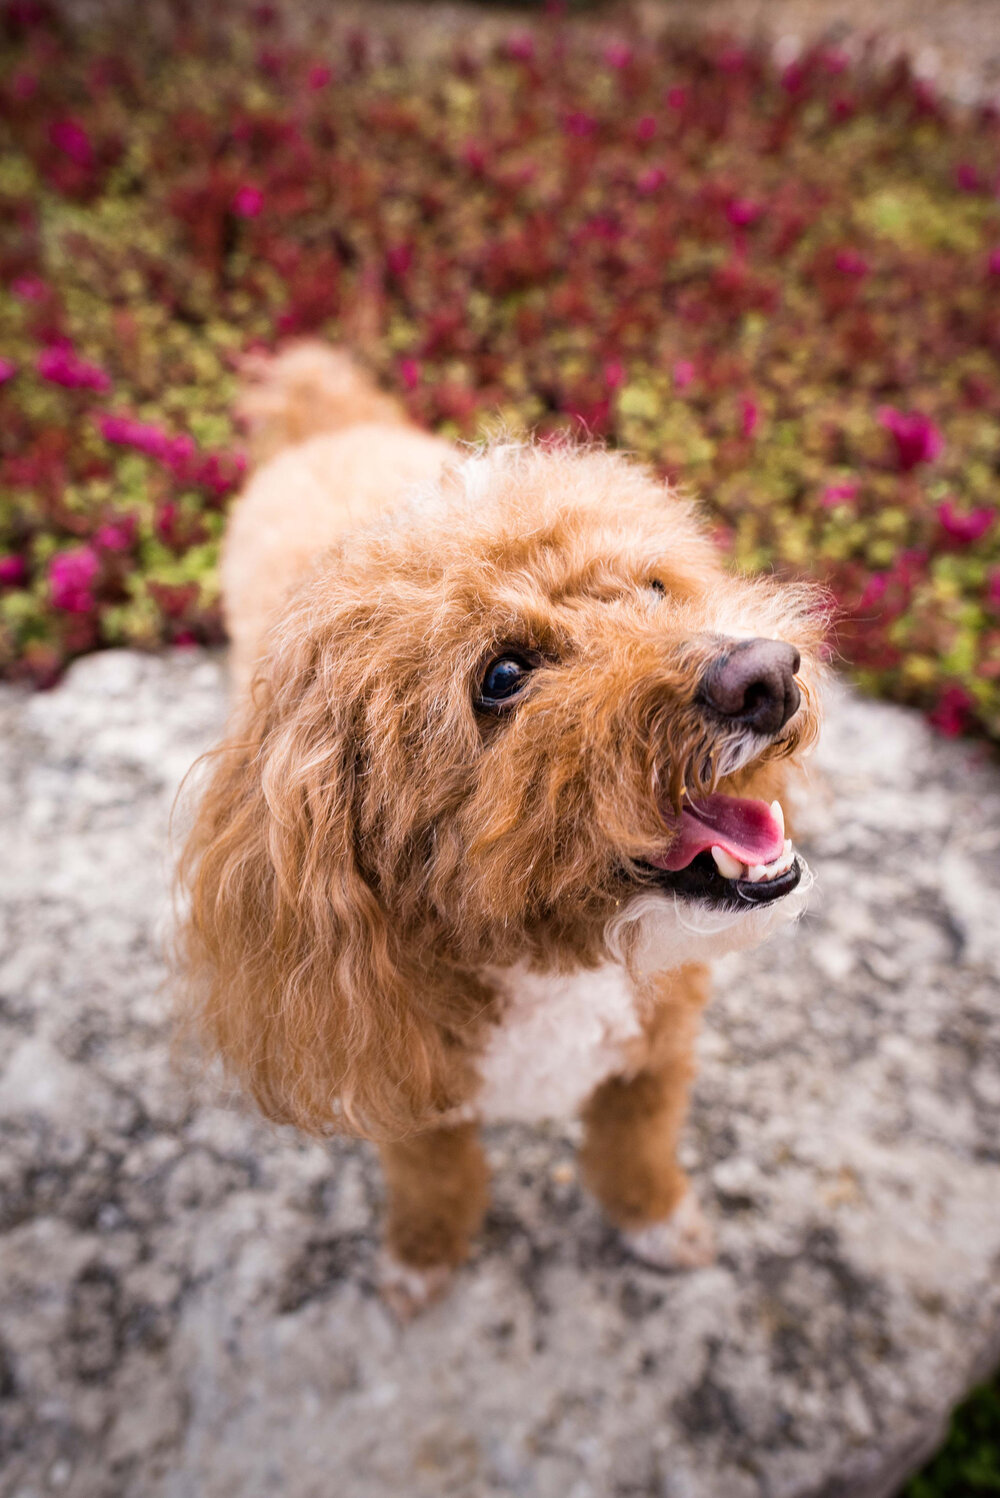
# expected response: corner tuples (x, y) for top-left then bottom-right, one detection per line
(1, 0), (999, 743)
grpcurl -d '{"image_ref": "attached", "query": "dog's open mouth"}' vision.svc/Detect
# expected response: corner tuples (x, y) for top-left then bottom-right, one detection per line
(648, 794), (800, 909)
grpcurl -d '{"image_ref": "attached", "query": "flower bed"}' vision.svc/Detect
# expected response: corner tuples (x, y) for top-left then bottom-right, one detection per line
(1, 3), (999, 738)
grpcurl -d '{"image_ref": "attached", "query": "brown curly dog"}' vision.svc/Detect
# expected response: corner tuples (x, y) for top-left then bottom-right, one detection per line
(178, 343), (824, 1315)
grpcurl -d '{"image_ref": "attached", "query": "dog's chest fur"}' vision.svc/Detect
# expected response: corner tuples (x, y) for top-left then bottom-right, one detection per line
(474, 962), (644, 1123)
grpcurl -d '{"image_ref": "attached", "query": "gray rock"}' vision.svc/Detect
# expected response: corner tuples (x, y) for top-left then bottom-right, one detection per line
(1, 649), (998, 1498)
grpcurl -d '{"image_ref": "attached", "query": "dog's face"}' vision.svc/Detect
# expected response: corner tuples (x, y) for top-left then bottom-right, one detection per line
(276, 444), (823, 972)
(182, 441), (824, 1135)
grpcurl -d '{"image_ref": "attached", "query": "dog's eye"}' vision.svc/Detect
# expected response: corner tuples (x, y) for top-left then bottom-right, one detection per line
(648, 578), (666, 597)
(477, 653), (535, 713)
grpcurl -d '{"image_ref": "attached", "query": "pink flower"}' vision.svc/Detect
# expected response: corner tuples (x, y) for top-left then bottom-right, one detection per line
(858, 574), (887, 610)
(727, 197), (764, 229)
(937, 498), (994, 544)
(877, 406), (943, 472)
(929, 685), (974, 738)
(717, 46), (748, 74)
(232, 185), (264, 218)
(0, 358), (17, 385)
(385, 243), (413, 277)
(96, 412), (196, 470)
(564, 111), (598, 138)
(635, 115), (657, 143)
(636, 166), (667, 195)
(740, 396), (759, 438)
(665, 85), (688, 111)
(399, 357), (420, 391)
(37, 347), (111, 393)
(604, 41), (633, 70)
(95, 521), (134, 552)
(821, 481), (860, 508)
(0, 555), (26, 586)
(604, 359), (626, 390)
(49, 546), (99, 613)
(307, 64), (332, 89)
(506, 34), (535, 63)
(49, 119), (94, 168)
(11, 274), (47, 301)
(955, 163), (981, 193)
(987, 246), (1000, 276)
(673, 359), (694, 391)
(834, 249), (869, 276)
(461, 141), (488, 173)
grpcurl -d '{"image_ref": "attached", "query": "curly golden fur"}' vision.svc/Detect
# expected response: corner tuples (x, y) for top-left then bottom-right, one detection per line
(177, 343), (824, 1298)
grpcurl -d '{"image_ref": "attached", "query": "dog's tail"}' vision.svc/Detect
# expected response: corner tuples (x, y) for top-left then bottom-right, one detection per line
(236, 341), (409, 464)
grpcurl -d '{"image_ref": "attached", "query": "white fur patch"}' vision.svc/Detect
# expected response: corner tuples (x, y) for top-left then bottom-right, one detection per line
(474, 873), (813, 1125)
(475, 961), (644, 1124)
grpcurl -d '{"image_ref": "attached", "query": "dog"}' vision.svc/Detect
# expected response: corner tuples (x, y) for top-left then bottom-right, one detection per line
(178, 343), (823, 1316)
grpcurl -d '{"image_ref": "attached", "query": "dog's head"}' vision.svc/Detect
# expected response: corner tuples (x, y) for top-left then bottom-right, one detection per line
(180, 443), (823, 1136)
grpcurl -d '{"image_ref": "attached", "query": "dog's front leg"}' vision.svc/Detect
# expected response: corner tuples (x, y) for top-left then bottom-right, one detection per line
(578, 965), (715, 1270)
(377, 1120), (489, 1317)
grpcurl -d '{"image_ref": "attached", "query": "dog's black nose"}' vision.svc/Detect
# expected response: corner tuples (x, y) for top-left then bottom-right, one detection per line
(699, 638), (801, 735)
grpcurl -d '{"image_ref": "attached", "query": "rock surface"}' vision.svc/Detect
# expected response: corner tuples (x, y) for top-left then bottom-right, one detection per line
(1, 648), (999, 1498)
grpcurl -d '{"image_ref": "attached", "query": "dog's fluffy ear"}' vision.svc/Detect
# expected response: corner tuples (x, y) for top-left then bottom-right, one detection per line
(176, 626), (464, 1140)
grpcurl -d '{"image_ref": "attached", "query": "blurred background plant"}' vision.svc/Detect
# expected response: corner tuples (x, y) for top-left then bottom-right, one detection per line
(1, 2), (999, 744)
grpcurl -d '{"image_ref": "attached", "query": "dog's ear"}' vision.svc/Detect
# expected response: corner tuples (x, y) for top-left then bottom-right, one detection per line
(176, 625), (466, 1139)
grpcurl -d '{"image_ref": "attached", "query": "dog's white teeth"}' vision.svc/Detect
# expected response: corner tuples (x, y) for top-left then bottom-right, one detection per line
(711, 845), (744, 880)
(783, 838), (793, 857)
(770, 800), (785, 837)
(746, 863), (767, 883)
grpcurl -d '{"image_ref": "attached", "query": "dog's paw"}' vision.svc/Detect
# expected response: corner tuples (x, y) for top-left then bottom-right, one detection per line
(377, 1252), (453, 1322)
(622, 1192), (716, 1272)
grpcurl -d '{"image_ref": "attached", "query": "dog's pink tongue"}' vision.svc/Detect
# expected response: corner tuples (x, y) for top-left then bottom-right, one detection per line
(653, 795), (784, 872)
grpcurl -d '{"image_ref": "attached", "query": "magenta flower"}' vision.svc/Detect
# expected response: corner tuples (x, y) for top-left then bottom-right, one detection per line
(877, 406), (943, 472)
(987, 247), (1000, 276)
(95, 521), (134, 552)
(0, 555), (26, 586)
(461, 141), (488, 173)
(49, 547), (99, 613)
(834, 249), (869, 276)
(665, 85), (688, 111)
(564, 112), (598, 139)
(399, 357), (420, 391)
(717, 46), (748, 75)
(929, 685), (974, 738)
(96, 412), (195, 469)
(955, 163), (981, 193)
(821, 481), (860, 508)
(232, 185), (264, 218)
(385, 243), (413, 277)
(937, 498), (994, 544)
(307, 64), (332, 89)
(0, 358), (17, 385)
(740, 396), (759, 438)
(636, 166), (667, 195)
(11, 274), (47, 301)
(37, 347), (111, 393)
(604, 41), (633, 70)
(673, 359), (694, 391)
(604, 359), (625, 390)
(635, 116), (657, 143)
(49, 118), (94, 168)
(727, 197), (764, 229)
(506, 34), (535, 63)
